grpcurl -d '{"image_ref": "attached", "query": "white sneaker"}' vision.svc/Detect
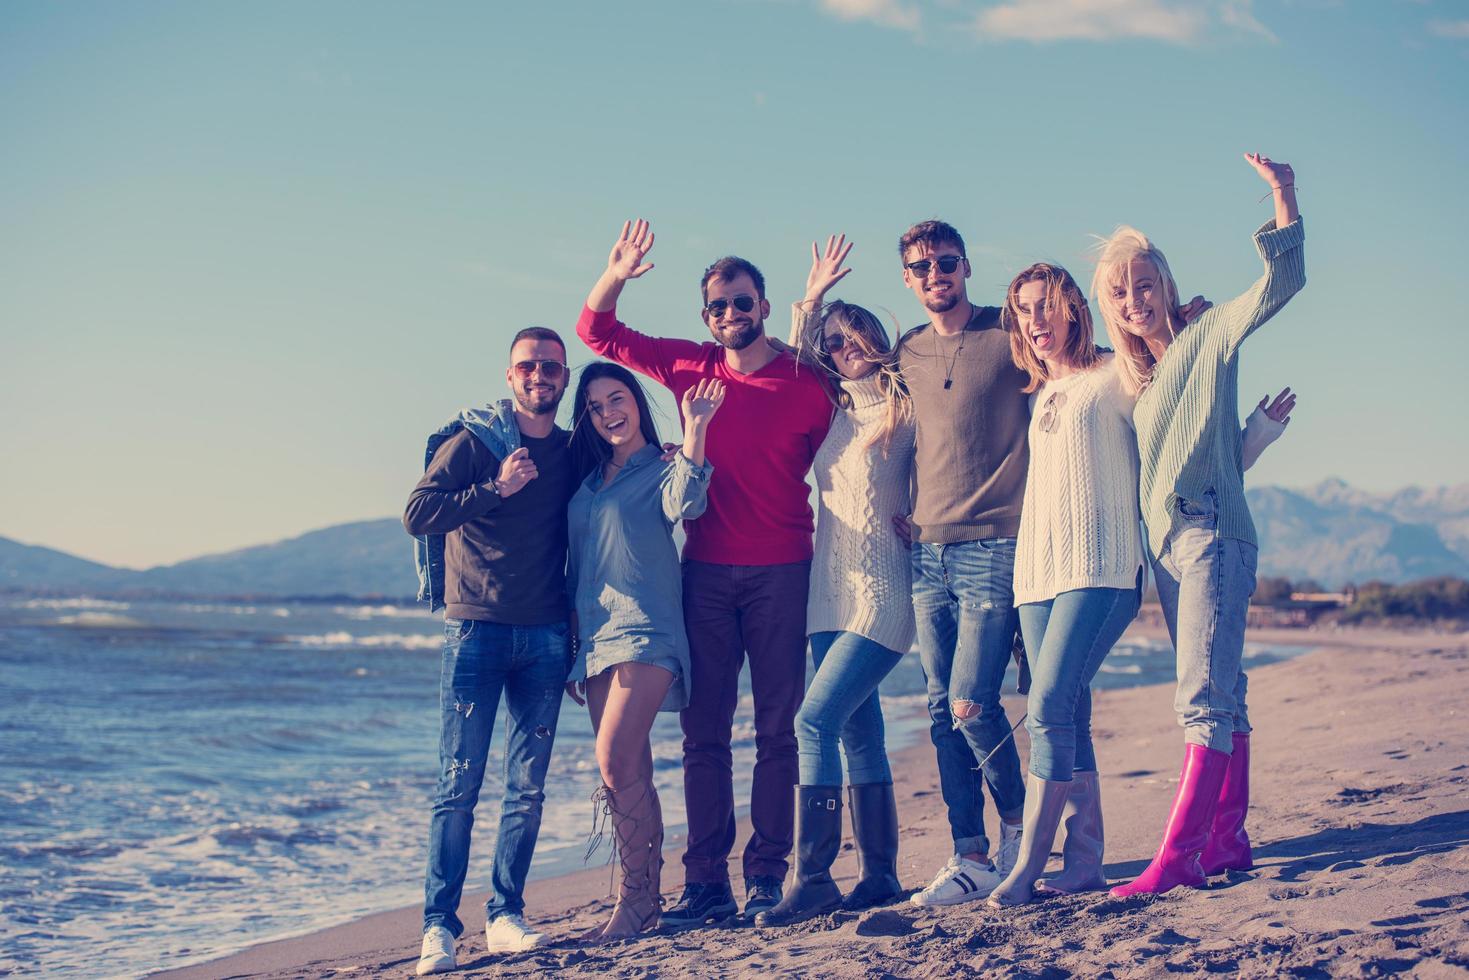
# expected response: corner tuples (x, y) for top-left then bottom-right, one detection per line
(416, 925), (456, 976)
(485, 913), (544, 953)
(995, 820), (1024, 877)
(909, 855), (1003, 906)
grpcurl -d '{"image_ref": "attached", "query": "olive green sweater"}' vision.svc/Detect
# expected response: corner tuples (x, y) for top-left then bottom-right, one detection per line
(1134, 217), (1306, 557)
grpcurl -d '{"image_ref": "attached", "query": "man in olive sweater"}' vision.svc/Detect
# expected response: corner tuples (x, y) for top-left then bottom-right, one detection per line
(403, 327), (579, 975)
(895, 220), (1031, 907)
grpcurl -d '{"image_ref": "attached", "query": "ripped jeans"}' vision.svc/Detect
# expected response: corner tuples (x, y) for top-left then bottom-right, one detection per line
(423, 617), (571, 937)
(912, 539), (1026, 858)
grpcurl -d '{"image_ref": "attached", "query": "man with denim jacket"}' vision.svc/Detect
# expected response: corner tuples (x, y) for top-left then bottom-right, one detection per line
(403, 326), (578, 976)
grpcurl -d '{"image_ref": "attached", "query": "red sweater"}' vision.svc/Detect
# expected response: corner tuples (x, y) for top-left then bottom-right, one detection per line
(577, 305), (833, 565)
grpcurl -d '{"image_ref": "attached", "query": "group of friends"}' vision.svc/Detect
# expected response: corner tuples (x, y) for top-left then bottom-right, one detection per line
(402, 152), (1305, 974)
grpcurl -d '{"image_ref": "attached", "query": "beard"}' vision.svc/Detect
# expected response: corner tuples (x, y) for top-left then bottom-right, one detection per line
(514, 381), (565, 416)
(711, 318), (763, 351)
(922, 289), (961, 314)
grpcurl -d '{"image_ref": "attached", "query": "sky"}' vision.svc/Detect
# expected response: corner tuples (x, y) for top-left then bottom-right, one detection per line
(2, 0), (1467, 569)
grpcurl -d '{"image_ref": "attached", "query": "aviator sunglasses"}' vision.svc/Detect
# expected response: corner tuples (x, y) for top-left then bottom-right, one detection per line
(703, 295), (758, 318)
(512, 359), (567, 381)
(903, 255), (966, 277)
(1038, 390), (1067, 433)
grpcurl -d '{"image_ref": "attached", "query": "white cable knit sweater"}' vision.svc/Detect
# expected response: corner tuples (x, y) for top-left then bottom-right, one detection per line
(1014, 358), (1144, 606)
(807, 374), (917, 654)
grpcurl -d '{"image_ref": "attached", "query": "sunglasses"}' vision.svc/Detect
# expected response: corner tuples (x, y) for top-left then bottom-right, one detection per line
(703, 295), (758, 318)
(1038, 390), (1067, 434)
(512, 359), (567, 381)
(904, 255), (965, 278)
(817, 330), (853, 354)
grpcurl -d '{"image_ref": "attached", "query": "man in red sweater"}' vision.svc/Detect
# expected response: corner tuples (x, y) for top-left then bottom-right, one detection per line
(576, 219), (832, 927)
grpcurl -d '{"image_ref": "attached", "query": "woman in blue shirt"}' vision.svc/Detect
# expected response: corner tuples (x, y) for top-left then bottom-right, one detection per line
(565, 361), (724, 942)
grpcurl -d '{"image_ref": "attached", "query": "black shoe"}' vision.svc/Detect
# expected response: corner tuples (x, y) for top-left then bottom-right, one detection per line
(753, 786), (844, 927)
(741, 875), (785, 922)
(658, 881), (738, 931)
(841, 782), (903, 911)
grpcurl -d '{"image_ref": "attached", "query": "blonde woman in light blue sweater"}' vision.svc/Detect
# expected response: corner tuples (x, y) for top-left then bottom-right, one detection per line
(1096, 153), (1304, 899)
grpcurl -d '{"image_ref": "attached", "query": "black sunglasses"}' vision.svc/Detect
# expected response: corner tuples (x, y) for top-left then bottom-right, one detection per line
(703, 295), (758, 318)
(820, 332), (850, 354)
(904, 255), (965, 277)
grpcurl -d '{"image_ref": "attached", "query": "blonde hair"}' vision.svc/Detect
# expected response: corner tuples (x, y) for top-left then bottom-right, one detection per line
(793, 300), (912, 451)
(1003, 262), (1100, 394)
(1091, 226), (1183, 396)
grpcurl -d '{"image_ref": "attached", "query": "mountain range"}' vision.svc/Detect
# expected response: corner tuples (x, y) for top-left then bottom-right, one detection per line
(3, 479), (1466, 599)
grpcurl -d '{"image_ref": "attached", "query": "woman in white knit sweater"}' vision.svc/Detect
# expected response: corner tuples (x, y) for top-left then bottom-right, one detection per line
(755, 236), (916, 927)
(988, 262), (1292, 907)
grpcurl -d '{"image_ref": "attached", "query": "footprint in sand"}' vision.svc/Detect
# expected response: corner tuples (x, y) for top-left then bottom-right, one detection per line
(1268, 884), (1341, 901)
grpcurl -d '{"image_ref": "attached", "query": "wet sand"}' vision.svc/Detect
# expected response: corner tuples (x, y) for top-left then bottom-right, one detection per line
(154, 626), (1469, 978)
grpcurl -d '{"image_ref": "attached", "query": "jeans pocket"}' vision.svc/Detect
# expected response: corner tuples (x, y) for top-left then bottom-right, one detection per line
(445, 617), (475, 641)
(1176, 490), (1218, 524)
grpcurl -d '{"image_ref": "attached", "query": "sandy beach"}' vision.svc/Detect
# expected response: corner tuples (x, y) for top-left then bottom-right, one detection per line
(154, 625), (1469, 978)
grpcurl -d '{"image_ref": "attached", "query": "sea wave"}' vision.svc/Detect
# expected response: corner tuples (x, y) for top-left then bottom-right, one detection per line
(54, 612), (145, 628)
(23, 597), (130, 611)
(1099, 662), (1144, 674)
(333, 604), (432, 620)
(285, 631), (440, 651)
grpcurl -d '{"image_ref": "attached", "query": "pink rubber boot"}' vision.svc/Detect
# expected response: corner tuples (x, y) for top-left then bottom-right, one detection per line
(1200, 732), (1253, 875)
(1109, 743), (1230, 898)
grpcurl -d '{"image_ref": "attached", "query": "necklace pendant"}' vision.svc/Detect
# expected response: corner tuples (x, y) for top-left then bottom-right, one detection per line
(943, 379), (953, 390)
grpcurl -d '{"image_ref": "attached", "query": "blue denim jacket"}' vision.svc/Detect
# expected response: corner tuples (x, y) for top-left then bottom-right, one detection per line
(412, 400), (521, 611)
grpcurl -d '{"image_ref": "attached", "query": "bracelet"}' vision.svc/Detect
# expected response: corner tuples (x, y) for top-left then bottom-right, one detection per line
(1258, 184), (1296, 203)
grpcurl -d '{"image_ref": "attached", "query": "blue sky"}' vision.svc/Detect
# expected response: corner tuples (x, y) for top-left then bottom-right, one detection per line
(2, 0), (1466, 569)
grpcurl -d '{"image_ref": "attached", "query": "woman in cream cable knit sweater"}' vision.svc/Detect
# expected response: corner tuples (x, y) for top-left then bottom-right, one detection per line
(754, 236), (916, 927)
(989, 248), (1295, 908)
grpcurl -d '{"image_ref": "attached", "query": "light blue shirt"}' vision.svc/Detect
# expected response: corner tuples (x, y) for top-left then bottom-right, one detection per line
(566, 443), (712, 711)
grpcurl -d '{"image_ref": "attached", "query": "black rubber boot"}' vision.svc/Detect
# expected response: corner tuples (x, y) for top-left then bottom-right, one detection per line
(841, 782), (903, 911)
(753, 786), (843, 926)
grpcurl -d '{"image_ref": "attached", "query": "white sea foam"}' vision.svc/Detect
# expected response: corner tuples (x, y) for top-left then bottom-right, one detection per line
(23, 597), (131, 611)
(334, 604), (433, 620)
(1099, 662), (1144, 674)
(178, 603), (260, 615)
(286, 631), (440, 651)
(55, 612), (144, 628)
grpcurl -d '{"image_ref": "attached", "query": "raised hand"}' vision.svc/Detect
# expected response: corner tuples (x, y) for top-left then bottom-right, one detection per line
(804, 234), (854, 304)
(495, 447), (538, 497)
(681, 378), (727, 429)
(1258, 386), (1296, 425)
(1244, 152), (1294, 190)
(607, 218), (656, 282)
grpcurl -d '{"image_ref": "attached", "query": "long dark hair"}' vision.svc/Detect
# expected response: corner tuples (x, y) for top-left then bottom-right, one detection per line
(569, 361), (662, 480)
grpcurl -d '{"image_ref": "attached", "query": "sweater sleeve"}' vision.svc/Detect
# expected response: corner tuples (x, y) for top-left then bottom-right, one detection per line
(576, 304), (703, 389)
(1206, 217), (1306, 360)
(402, 430), (501, 535)
(1240, 405), (1287, 472)
(661, 453), (714, 524)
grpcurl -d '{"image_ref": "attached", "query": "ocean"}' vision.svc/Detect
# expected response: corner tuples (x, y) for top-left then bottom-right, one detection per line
(0, 595), (1309, 978)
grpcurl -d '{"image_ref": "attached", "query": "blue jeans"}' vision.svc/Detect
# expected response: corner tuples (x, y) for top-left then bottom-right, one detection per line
(423, 618), (571, 937)
(1151, 491), (1258, 753)
(1018, 585), (1140, 781)
(911, 538), (1027, 856)
(797, 631), (904, 786)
